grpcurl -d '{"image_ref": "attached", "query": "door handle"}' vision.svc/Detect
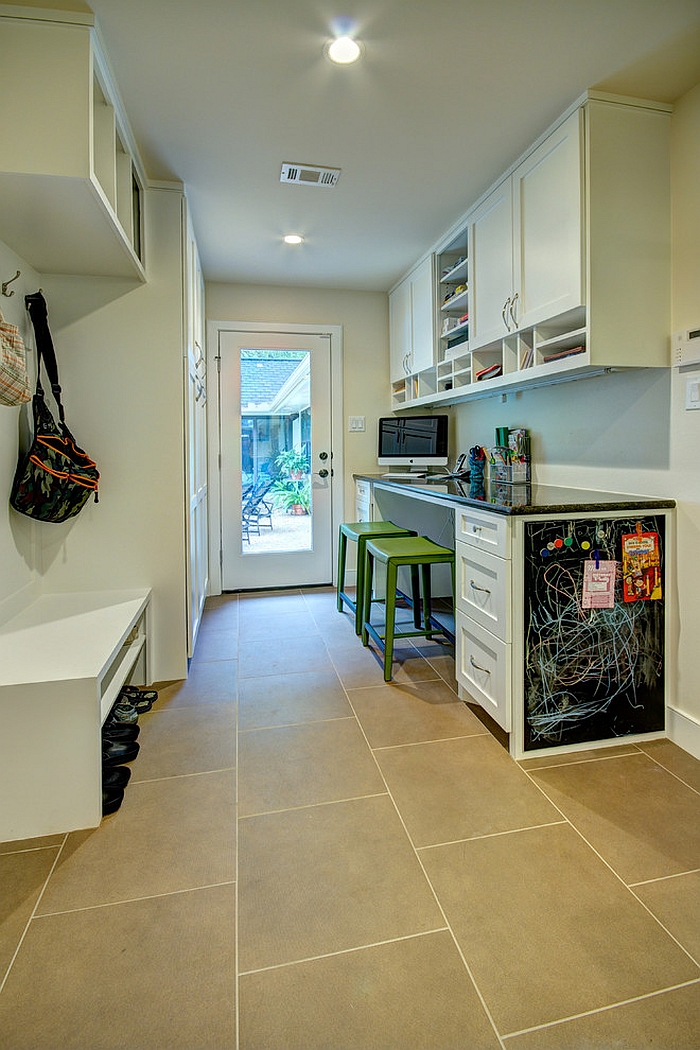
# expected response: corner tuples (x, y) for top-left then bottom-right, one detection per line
(316, 469), (329, 479)
(470, 580), (491, 593)
(502, 297), (511, 331)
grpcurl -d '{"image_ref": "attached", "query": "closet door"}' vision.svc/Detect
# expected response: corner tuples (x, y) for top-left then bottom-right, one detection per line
(183, 203), (208, 658)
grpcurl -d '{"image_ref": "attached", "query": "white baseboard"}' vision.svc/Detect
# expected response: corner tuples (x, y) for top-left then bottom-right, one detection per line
(666, 706), (700, 761)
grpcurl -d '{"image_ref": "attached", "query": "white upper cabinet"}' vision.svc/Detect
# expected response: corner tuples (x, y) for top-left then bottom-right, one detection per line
(512, 108), (583, 331)
(469, 179), (514, 349)
(471, 109), (583, 349)
(0, 12), (145, 280)
(388, 254), (436, 382)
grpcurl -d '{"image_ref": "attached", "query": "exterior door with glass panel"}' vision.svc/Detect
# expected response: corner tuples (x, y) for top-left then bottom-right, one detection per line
(219, 329), (333, 590)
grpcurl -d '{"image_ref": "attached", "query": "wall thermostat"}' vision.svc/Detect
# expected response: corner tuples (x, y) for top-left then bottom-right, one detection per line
(673, 326), (700, 368)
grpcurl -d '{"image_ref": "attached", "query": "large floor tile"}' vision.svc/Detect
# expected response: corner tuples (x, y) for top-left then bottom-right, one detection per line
(634, 870), (700, 962)
(0, 834), (64, 855)
(506, 981), (700, 1049)
(0, 847), (59, 980)
(518, 742), (641, 771)
(529, 752), (700, 883)
(193, 624), (239, 662)
(329, 641), (441, 690)
(36, 770), (236, 913)
(638, 737), (700, 792)
(238, 718), (385, 815)
(157, 659), (238, 708)
(238, 606), (320, 640)
(201, 594), (239, 630)
(132, 701), (236, 781)
(0, 884), (236, 1050)
(238, 795), (444, 972)
(377, 734), (561, 847)
(238, 670), (352, 729)
(238, 634), (334, 678)
(239, 931), (501, 1050)
(349, 678), (485, 748)
(421, 823), (700, 1034)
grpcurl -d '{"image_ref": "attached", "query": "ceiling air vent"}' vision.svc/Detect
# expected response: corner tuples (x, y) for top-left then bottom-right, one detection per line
(280, 162), (340, 188)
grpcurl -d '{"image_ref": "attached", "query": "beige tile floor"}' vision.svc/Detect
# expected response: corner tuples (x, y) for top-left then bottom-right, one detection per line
(1, 586), (699, 1048)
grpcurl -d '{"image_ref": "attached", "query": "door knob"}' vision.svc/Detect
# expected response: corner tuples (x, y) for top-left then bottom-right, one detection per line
(318, 469), (329, 478)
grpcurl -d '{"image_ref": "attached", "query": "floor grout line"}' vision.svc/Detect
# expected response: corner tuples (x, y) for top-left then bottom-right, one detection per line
(238, 790), (390, 821)
(630, 866), (700, 887)
(416, 819), (569, 851)
(501, 976), (700, 1041)
(0, 832), (68, 996)
(30, 879), (237, 920)
(238, 927), (452, 978)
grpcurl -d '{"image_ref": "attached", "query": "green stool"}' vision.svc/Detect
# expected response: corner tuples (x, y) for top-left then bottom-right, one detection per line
(337, 521), (415, 634)
(361, 535), (455, 682)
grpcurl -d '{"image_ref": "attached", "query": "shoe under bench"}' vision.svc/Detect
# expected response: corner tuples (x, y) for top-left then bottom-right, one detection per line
(0, 588), (151, 842)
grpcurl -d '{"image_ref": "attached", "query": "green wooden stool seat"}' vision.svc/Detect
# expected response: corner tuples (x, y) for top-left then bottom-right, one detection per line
(361, 535), (455, 681)
(337, 521), (415, 634)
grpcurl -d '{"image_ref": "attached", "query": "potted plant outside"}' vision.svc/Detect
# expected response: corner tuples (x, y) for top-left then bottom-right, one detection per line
(275, 448), (310, 480)
(271, 476), (311, 515)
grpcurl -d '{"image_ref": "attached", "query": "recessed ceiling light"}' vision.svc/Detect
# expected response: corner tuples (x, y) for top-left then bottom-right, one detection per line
(326, 35), (362, 64)
(284, 234), (304, 245)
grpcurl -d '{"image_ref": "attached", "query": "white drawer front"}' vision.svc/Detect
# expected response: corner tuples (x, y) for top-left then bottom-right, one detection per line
(456, 542), (511, 642)
(456, 614), (511, 731)
(456, 507), (510, 558)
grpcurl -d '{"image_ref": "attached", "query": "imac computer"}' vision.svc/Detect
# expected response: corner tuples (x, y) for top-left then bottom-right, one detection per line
(377, 415), (449, 477)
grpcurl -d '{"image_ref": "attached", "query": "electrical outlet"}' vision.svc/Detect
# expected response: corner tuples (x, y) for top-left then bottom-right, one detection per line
(348, 416), (365, 431)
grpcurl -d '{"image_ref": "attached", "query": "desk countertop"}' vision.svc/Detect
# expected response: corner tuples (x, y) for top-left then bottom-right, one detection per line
(354, 474), (676, 517)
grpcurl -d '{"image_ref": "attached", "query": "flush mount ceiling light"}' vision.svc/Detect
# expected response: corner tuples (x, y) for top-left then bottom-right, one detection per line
(283, 234), (304, 245)
(326, 35), (362, 64)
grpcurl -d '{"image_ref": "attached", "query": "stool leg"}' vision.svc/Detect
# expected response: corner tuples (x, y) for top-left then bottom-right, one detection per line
(410, 564), (421, 628)
(336, 531), (347, 613)
(361, 548), (374, 646)
(354, 536), (366, 635)
(421, 563), (433, 637)
(383, 559), (398, 682)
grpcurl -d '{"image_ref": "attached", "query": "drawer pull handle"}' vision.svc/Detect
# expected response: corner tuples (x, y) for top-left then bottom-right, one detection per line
(470, 655), (491, 674)
(471, 524), (482, 533)
(470, 580), (491, 594)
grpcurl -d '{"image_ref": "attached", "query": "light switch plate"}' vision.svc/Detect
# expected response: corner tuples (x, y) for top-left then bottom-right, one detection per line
(685, 378), (700, 410)
(348, 416), (365, 431)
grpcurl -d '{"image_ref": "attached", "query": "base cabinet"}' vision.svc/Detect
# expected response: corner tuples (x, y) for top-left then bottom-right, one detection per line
(455, 506), (670, 757)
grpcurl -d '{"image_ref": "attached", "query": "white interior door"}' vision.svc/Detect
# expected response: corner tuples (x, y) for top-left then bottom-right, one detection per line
(219, 328), (333, 590)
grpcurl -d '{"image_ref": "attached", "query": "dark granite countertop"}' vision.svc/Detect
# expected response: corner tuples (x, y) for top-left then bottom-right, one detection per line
(354, 474), (676, 516)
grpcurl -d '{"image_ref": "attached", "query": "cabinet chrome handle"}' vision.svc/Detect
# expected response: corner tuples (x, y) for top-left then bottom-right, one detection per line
(470, 655), (491, 674)
(509, 292), (519, 328)
(470, 580), (491, 593)
(471, 524), (482, 533)
(502, 297), (512, 331)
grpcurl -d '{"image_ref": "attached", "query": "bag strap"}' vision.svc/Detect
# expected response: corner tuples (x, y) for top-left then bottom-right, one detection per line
(25, 291), (66, 425)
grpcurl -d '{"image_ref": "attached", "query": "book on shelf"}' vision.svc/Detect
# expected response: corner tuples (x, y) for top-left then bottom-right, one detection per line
(520, 346), (533, 369)
(475, 362), (503, 381)
(542, 345), (585, 364)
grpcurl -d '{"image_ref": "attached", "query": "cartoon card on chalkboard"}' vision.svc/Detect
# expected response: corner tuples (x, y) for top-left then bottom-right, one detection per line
(621, 528), (662, 602)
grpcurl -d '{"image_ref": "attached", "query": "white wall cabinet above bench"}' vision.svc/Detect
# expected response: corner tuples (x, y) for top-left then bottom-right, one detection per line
(0, 588), (150, 842)
(0, 9), (146, 280)
(389, 254), (436, 384)
(390, 92), (671, 411)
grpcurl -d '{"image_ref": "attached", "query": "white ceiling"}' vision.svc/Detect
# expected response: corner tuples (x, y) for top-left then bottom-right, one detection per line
(86, 0), (700, 292)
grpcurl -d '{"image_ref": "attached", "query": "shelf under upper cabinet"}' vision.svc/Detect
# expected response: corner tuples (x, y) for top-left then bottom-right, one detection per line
(440, 289), (468, 313)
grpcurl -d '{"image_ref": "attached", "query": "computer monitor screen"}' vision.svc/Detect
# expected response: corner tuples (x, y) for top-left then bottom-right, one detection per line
(377, 415), (449, 472)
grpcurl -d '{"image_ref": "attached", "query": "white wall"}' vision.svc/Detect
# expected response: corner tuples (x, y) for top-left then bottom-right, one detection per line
(205, 282), (389, 531)
(0, 187), (189, 682)
(451, 79), (700, 754)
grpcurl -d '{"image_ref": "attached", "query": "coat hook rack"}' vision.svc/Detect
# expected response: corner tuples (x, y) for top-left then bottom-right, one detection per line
(2, 270), (21, 297)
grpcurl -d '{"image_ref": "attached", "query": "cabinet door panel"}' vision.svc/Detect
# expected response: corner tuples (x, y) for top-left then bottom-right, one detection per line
(470, 181), (513, 349)
(456, 615), (511, 731)
(513, 109), (583, 329)
(456, 542), (511, 641)
(389, 275), (411, 381)
(410, 255), (435, 372)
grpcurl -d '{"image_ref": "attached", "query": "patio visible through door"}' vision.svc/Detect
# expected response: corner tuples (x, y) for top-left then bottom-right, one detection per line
(218, 328), (333, 590)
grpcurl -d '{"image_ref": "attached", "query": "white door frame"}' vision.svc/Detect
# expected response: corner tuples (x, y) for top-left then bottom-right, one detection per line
(207, 319), (345, 595)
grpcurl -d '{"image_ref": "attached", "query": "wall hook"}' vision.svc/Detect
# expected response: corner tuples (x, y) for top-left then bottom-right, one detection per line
(2, 270), (21, 297)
